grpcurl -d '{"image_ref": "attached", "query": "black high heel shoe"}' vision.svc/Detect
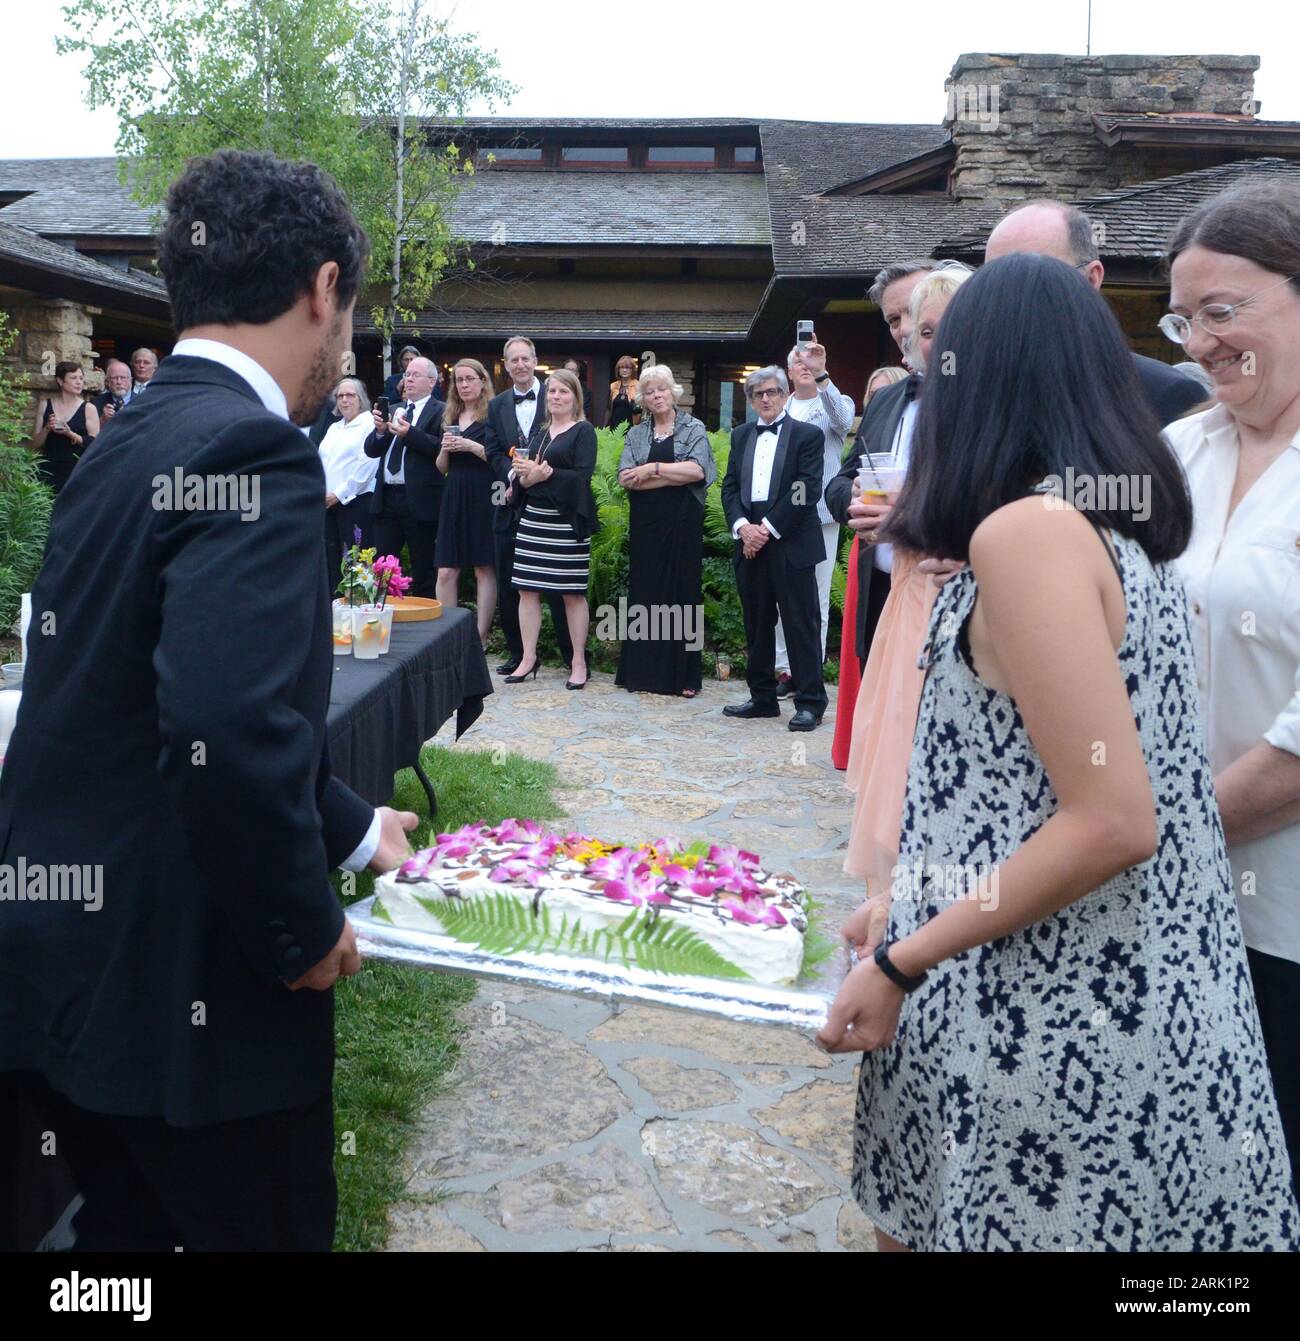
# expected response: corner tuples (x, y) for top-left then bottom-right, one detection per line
(505, 659), (539, 683)
(565, 671), (588, 690)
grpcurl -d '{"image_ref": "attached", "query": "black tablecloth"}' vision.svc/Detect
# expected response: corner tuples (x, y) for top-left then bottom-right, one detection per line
(327, 606), (492, 806)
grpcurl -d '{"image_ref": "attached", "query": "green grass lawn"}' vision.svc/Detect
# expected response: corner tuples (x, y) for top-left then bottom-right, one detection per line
(331, 742), (563, 1252)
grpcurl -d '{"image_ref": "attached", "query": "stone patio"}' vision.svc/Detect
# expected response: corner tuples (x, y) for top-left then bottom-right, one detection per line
(384, 666), (875, 1252)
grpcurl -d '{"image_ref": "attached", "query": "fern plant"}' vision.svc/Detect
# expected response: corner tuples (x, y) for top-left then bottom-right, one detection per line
(414, 890), (749, 980)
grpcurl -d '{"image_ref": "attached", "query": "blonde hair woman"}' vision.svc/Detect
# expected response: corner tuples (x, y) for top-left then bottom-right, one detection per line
(615, 365), (715, 697)
(842, 264), (974, 902)
(435, 358), (499, 646)
(507, 368), (600, 689)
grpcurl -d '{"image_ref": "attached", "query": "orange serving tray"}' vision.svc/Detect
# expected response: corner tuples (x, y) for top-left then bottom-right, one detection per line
(388, 597), (442, 622)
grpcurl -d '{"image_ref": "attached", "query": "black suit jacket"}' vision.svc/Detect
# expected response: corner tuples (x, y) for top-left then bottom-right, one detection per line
(1132, 353), (1207, 427)
(0, 355), (373, 1126)
(721, 415), (825, 569)
(824, 376), (917, 660)
(486, 385), (546, 535)
(364, 397), (444, 521)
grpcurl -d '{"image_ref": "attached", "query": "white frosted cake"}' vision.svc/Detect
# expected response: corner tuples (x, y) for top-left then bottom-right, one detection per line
(371, 819), (809, 985)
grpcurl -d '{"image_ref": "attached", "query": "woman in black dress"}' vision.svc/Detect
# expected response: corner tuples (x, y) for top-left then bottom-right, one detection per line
(606, 354), (640, 432)
(615, 365), (714, 697)
(508, 369), (599, 689)
(31, 361), (99, 494)
(435, 358), (499, 647)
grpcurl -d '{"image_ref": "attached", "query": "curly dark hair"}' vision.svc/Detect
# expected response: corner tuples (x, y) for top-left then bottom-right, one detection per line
(157, 149), (370, 330)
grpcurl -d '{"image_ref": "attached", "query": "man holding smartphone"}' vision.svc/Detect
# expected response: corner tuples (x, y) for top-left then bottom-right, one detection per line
(364, 356), (444, 597)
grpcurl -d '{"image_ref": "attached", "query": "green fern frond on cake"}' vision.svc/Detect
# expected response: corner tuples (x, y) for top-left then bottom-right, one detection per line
(412, 891), (748, 979)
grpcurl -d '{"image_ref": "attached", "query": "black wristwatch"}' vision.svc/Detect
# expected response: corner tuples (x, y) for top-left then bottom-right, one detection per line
(814, 372), (830, 383)
(874, 940), (927, 993)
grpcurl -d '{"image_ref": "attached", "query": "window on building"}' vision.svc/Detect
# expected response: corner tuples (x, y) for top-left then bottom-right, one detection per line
(647, 145), (715, 166)
(561, 146), (630, 164)
(476, 146), (543, 164)
(734, 146), (762, 164)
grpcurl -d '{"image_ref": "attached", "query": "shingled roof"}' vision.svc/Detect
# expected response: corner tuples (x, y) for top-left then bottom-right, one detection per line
(756, 121), (1001, 276)
(0, 158), (159, 237)
(449, 169), (770, 248)
(0, 218), (168, 315)
(933, 156), (1300, 262)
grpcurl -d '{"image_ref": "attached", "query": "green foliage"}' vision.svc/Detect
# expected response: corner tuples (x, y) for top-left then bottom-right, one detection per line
(0, 315), (53, 633)
(56, 0), (516, 338)
(412, 890), (749, 980)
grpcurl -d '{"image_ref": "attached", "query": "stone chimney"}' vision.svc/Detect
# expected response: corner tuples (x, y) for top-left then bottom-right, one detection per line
(945, 53), (1260, 205)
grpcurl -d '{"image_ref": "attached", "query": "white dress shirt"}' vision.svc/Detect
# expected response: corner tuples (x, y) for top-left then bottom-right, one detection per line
(513, 378), (541, 441)
(319, 414), (378, 503)
(873, 398), (918, 575)
(787, 378), (855, 526)
(1165, 403), (1300, 964)
(731, 416), (786, 539)
(171, 337), (380, 871)
(383, 393), (431, 484)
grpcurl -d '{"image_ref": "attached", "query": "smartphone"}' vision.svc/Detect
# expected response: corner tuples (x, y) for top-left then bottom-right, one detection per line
(796, 319), (815, 350)
(375, 396), (389, 420)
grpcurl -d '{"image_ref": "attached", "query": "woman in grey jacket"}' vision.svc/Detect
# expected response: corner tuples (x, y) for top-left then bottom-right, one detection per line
(615, 366), (716, 696)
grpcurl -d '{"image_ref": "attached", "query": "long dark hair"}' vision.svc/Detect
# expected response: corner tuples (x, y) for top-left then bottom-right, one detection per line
(884, 252), (1192, 563)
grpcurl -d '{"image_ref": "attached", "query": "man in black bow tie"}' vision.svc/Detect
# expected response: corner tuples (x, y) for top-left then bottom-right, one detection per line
(720, 366), (828, 730)
(485, 335), (573, 674)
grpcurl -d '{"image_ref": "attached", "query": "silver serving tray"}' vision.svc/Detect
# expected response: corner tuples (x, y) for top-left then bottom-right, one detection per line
(349, 895), (851, 1031)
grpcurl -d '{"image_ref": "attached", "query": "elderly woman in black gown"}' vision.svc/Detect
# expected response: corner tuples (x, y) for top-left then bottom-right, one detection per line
(615, 364), (715, 697)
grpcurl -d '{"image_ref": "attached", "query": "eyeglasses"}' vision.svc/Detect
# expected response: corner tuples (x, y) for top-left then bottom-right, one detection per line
(751, 387), (784, 399)
(1159, 274), (1299, 345)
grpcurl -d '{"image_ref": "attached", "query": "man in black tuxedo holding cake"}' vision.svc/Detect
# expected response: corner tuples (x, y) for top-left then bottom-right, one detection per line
(721, 366), (828, 731)
(0, 149), (418, 1251)
(485, 335), (573, 674)
(365, 355), (444, 598)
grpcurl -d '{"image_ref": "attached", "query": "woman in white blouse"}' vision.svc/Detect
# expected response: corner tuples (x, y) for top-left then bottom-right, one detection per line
(1163, 179), (1300, 1198)
(319, 375), (379, 581)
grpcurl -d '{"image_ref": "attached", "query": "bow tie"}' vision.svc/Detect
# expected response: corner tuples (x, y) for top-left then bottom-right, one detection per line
(757, 417), (785, 434)
(513, 390), (536, 403)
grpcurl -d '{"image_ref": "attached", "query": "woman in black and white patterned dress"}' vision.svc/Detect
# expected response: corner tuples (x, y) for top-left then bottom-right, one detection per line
(507, 368), (599, 689)
(819, 253), (1299, 1252)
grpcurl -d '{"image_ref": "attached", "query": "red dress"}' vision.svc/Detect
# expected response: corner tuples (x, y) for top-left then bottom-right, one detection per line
(831, 536), (863, 770)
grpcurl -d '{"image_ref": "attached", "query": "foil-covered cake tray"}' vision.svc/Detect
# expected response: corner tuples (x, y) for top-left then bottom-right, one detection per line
(349, 895), (851, 1031)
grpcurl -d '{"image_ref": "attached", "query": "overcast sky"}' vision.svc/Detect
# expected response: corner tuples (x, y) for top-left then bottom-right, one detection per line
(6, 0), (1298, 157)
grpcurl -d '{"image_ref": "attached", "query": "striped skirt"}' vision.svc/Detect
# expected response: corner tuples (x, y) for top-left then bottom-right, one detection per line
(512, 504), (591, 593)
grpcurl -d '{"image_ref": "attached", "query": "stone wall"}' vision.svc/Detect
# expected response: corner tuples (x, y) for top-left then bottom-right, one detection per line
(945, 53), (1260, 206)
(0, 295), (105, 423)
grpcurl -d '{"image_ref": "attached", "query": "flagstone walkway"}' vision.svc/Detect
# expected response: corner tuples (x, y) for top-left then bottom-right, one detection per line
(383, 669), (877, 1252)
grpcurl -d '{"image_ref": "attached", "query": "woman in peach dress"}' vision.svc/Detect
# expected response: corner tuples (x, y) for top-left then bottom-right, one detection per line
(844, 267), (972, 895)
(831, 365), (909, 771)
